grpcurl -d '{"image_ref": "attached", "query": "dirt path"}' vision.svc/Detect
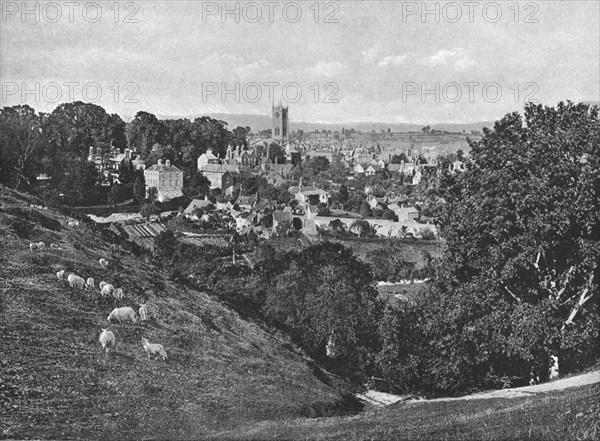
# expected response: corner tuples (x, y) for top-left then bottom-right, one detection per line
(357, 370), (600, 406)
(428, 370), (600, 402)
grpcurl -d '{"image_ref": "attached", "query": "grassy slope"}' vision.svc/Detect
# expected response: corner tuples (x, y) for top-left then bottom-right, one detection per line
(208, 384), (600, 441)
(0, 186), (347, 440)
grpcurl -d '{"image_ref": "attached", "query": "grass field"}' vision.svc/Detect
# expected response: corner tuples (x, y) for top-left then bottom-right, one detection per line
(207, 384), (600, 440)
(0, 186), (350, 440)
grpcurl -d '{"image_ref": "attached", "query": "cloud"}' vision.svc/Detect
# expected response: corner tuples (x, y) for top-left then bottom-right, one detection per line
(377, 54), (410, 67)
(304, 61), (347, 77)
(361, 48), (378, 63)
(420, 48), (478, 71)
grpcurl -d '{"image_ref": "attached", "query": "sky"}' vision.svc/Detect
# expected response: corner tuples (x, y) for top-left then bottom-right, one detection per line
(1, 0), (599, 124)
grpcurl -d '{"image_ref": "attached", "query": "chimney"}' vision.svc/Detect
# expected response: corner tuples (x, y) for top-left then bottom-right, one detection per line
(89, 146), (94, 157)
(158, 159), (163, 166)
(166, 159), (171, 168)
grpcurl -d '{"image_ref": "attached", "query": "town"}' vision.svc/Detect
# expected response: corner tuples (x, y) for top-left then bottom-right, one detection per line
(31, 102), (477, 254)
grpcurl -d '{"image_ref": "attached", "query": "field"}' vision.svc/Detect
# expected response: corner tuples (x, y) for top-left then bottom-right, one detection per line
(207, 384), (600, 440)
(0, 186), (350, 440)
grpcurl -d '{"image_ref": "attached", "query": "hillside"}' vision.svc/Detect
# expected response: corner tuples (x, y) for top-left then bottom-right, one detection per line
(0, 186), (353, 440)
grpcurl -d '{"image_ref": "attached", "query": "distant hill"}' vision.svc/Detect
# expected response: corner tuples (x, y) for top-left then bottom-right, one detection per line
(141, 112), (495, 134)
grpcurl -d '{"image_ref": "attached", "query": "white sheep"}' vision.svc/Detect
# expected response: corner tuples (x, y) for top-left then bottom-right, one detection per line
(99, 281), (107, 291)
(139, 303), (148, 321)
(141, 338), (167, 361)
(99, 258), (108, 268)
(101, 284), (115, 297)
(107, 306), (137, 323)
(37, 241), (45, 251)
(67, 273), (85, 290)
(99, 328), (115, 354)
(86, 277), (95, 290)
(112, 288), (123, 300)
(50, 243), (59, 249)
(56, 269), (66, 281)
(29, 243), (38, 251)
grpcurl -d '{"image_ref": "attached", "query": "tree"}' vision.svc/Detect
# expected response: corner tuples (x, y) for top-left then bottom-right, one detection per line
(390, 153), (408, 164)
(133, 172), (146, 203)
(126, 111), (164, 158)
(350, 219), (376, 238)
(267, 142), (286, 164)
(434, 102), (599, 381)
(263, 242), (383, 380)
(108, 183), (129, 206)
(60, 161), (100, 205)
(147, 186), (158, 203)
(0, 105), (43, 188)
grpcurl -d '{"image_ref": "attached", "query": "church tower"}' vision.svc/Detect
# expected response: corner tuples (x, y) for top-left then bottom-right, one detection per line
(272, 104), (289, 141)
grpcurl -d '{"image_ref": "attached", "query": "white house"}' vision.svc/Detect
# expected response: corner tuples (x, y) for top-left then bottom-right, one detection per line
(144, 159), (184, 202)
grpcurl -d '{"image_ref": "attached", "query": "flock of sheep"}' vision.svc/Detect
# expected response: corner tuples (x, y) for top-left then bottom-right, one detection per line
(34, 240), (168, 362)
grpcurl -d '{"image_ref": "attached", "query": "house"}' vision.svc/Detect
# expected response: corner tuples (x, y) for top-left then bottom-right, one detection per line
(236, 195), (257, 211)
(389, 205), (418, 221)
(365, 164), (380, 176)
(288, 183), (331, 206)
(272, 210), (293, 230)
(387, 163), (403, 174)
(184, 198), (212, 216)
(197, 149), (220, 169)
(200, 163), (239, 189)
(354, 163), (367, 174)
(367, 195), (385, 210)
(144, 159), (184, 202)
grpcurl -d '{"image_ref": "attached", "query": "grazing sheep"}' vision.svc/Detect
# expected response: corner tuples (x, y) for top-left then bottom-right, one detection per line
(50, 243), (59, 249)
(99, 329), (115, 354)
(101, 284), (115, 297)
(67, 273), (85, 290)
(141, 338), (167, 361)
(30, 243), (38, 252)
(99, 281), (107, 291)
(56, 270), (66, 281)
(107, 306), (137, 323)
(139, 303), (148, 321)
(99, 258), (108, 268)
(86, 277), (95, 290)
(112, 288), (123, 300)
(37, 242), (45, 251)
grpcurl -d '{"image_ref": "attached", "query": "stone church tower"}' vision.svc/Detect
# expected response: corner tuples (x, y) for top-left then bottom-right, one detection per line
(272, 104), (289, 141)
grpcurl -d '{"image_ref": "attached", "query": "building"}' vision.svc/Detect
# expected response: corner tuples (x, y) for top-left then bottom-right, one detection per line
(289, 181), (331, 206)
(144, 159), (184, 202)
(272, 104), (289, 141)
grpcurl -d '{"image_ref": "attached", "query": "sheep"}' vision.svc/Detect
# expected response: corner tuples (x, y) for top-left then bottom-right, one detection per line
(107, 306), (137, 323)
(37, 241), (45, 251)
(101, 284), (115, 297)
(86, 277), (95, 290)
(30, 243), (38, 252)
(99, 258), (108, 268)
(139, 303), (148, 321)
(99, 329), (115, 354)
(141, 338), (167, 361)
(50, 243), (60, 249)
(112, 288), (123, 300)
(99, 281), (107, 291)
(67, 273), (85, 290)
(56, 269), (66, 281)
